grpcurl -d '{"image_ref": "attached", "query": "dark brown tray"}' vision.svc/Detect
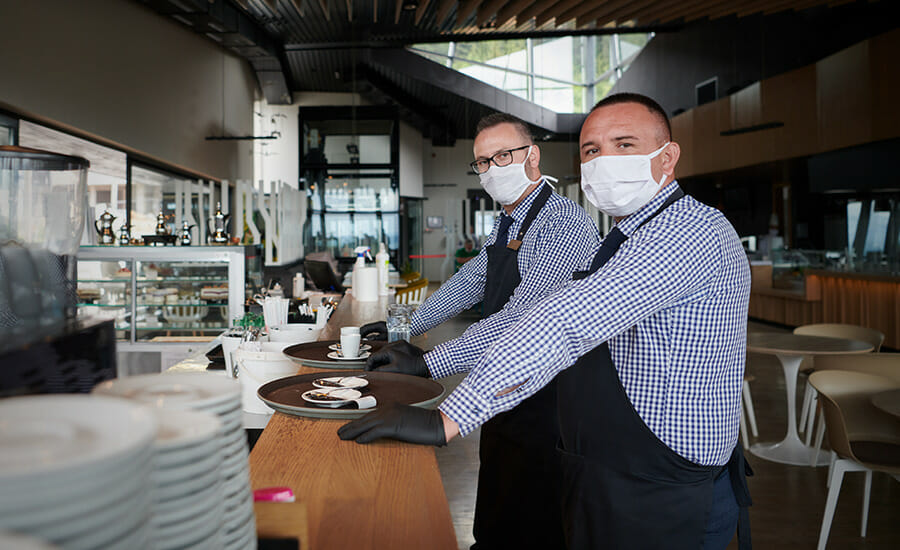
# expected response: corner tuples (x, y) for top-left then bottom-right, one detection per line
(257, 370), (445, 419)
(282, 340), (387, 369)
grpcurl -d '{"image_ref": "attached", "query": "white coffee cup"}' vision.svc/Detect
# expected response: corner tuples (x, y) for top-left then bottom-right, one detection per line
(340, 326), (361, 359)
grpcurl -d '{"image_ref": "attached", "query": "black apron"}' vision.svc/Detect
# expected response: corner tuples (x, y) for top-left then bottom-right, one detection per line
(471, 184), (566, 550)
(558, 189), (753, 550)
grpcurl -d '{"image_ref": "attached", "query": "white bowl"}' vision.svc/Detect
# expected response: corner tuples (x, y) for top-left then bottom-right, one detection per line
(268, 323), (322, 344)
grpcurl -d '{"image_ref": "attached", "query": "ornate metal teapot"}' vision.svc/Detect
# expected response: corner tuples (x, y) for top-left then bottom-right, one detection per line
(94, 210), (117, 245)
(117, 224), (132, 246)
(179, 221), (196, 246)
(207, 202), (231, 244)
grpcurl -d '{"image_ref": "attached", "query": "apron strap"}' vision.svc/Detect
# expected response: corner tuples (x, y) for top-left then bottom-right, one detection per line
(507, 183), (553, 251)
(728, 445), (754, 549)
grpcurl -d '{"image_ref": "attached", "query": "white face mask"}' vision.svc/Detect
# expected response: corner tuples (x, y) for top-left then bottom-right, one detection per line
(478, 146), (534, 205)
(580, 142), (670, 217)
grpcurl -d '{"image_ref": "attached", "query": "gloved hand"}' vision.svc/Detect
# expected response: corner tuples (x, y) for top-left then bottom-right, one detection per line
(365, 340), (429, 377)
(337, 403), (446, 446)
(360, 321), (388, 341)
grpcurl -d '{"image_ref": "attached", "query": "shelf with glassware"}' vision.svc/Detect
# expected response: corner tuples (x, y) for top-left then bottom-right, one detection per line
(75, 246), (253, 349)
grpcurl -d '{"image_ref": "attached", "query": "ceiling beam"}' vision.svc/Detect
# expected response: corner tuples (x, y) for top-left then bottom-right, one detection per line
(345, 0), (353, 21)
(456, 0), (481, 26)
(496, 0), (537, 28)
(395, 0), (403, 23)
(600, 0), (658, 25)
(415, 0), (432, 25)
(630, 0), (684, 23)
(435, 0), (457, 27)
(284, 21), (680, 50)
(535, 0), (583, 27)
(557, 0), (616, 27)
(574, 0), (631, 27)
(287, 0), (305, 17)
(318, 0), (330, 21)
(516, 0), (563, 28)
(476, 0), (509, 27)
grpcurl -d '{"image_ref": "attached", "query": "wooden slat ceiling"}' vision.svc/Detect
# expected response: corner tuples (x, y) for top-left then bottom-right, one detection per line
(231, 0), (856, 44)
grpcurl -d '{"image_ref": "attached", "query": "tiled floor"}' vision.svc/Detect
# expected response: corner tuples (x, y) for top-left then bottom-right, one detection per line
(423, 313), (900, 550)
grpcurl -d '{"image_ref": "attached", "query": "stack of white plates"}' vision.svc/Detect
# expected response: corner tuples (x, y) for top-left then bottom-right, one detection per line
(151, 409), (224, 550)
(0, 395), (158, 550)
(93, 373), (256, 550)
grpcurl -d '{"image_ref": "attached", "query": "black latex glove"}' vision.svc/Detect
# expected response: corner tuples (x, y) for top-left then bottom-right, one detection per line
(360, 320), (388, 341)
(365, 340), (429, 377)
(337, 403), (446, 446)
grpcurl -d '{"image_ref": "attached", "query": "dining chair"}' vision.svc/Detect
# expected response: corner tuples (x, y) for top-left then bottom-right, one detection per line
(739, 374), (759, 449)
(395, 278), (429, 305)
(399, 271), (421, 283)
(794, 324), (884, 443)
(807, 370), (900, 550)
(810, 354), (900, 470)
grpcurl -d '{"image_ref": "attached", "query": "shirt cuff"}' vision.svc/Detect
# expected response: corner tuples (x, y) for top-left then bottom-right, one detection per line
(438, 380), (493, 437)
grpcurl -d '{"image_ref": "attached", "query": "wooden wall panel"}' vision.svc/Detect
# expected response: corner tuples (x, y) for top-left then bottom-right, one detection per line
(761, 65), (818, 161)
(869, 29), (900, 142)
(816, 275), (900, 350)
(692, 98), (733, 175)
(816, 40), (873, 152)
(671, 109), (694, 178)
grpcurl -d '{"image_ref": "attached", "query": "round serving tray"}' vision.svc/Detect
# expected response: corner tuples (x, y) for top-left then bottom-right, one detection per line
(257, 370), (445, 420)
(282, 340), (387, 369)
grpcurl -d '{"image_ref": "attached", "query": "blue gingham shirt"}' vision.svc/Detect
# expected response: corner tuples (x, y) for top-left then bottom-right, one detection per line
(440, 183), (751, 466)
(410, 180), (600, 378)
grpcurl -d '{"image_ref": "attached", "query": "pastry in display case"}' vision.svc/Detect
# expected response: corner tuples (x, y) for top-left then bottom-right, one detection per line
(75, 246), (257, 348)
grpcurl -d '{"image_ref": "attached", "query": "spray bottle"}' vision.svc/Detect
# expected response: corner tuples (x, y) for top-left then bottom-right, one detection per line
(375, 242), (390, 296)
(351, 246), (372, 293)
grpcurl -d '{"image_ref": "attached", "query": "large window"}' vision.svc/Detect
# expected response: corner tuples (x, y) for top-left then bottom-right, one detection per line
(411, 32), (653, 113)
(301, 109), (401, 261)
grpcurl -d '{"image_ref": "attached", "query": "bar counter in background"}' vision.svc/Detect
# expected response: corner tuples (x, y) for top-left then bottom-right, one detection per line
(248, 293), (458, 550)
(749, 263), (900, 348)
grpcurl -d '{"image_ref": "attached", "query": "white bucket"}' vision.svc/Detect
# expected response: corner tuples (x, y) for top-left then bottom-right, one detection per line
(268, 323), (322, 344)
(234, 342), (298, 414)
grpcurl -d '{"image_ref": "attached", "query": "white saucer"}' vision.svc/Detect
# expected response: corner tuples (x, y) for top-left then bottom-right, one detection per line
(313, 376), (369, 390)
(301, 388), (362, 407)
(326, 351), (371, 361)
(0, 395), (157, 484)
(153, 409), (222, 452)
(93, 372), (240, 410)
(328, 343), (372, 352)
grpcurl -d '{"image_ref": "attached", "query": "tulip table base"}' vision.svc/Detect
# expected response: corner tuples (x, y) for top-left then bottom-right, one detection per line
(748, 353), (831, 466)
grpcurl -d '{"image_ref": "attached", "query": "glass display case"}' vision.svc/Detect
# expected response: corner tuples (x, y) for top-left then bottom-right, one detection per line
(75, 246), (254, 348)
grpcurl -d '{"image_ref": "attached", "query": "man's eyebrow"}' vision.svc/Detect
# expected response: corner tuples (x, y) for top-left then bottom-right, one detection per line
(613, 135), (640, 141)
(580, 140), (596, 150)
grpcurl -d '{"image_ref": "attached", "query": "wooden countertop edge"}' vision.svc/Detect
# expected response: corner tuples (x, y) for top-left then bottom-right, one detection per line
(806, 269), (900, 284)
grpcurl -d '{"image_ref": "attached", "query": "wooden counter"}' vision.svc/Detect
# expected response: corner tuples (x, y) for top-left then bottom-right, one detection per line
(749, 265), (900, 349)
(248, 294), (457, 550)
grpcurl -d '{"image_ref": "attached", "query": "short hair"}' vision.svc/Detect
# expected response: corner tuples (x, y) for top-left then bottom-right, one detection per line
(591, 93), (672, 144)
(475, 113), (534, 144)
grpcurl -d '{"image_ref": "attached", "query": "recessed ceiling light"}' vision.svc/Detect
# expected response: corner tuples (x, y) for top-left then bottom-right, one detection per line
(402, 0), (419, 11)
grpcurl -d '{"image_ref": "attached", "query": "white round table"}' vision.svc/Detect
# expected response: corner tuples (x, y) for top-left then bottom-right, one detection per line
(746, 332), (873, 466)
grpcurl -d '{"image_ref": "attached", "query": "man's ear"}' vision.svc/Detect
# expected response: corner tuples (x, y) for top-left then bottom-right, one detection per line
(661, 142), (680, 175)
(528, 144), (541, 168)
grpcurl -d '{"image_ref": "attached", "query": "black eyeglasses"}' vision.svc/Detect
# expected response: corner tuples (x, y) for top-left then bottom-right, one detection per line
(469, 145), (531, 174)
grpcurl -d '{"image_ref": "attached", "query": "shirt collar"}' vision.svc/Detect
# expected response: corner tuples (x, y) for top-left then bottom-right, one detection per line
(506, 178), (549, 223)
(615, 181), (681, 237)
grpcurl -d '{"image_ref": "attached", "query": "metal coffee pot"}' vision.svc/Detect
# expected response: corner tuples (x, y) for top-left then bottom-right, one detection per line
(155, 211), (171, 236)
(94, 210), (117, 245)
(179, 221), (196, 246)
(207, 202), (231, 244)
(117, 224), (132, 246)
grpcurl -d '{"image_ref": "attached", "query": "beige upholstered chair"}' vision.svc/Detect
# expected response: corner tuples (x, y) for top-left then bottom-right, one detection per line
(794, 324), (884, 444)
(808, 370), (900, 550)
(811, 354), (900, 466)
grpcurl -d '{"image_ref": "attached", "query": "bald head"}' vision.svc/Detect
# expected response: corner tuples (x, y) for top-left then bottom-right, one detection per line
(591, 93), (671, 147)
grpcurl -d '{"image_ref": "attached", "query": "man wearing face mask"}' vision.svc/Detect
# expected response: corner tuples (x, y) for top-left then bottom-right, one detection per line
(344, 112), (600, 549)
(343, 94), (753, 550)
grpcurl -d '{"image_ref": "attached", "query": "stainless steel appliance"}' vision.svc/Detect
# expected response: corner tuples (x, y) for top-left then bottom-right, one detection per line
(0, 146), (116, 396)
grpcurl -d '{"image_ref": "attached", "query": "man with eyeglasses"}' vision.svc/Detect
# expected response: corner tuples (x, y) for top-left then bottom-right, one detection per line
(349, 112), (600, 549)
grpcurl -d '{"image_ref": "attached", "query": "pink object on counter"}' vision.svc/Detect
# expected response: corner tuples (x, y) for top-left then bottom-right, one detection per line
(253, 486), (296, 502)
